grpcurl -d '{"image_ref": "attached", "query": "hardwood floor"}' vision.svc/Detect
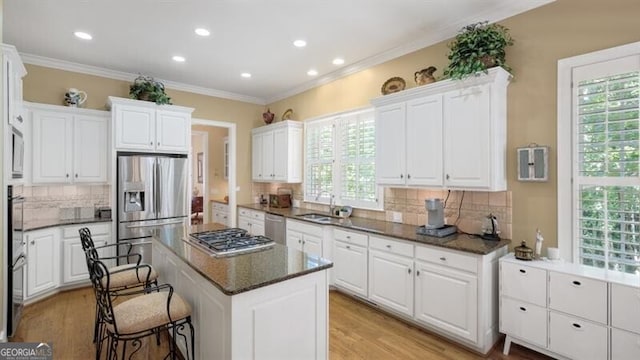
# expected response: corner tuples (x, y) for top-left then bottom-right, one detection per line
(12, 287), (551, 359)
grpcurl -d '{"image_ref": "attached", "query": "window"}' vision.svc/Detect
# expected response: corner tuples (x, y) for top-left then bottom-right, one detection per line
(304, 108), (382, 210)
(558, 43), (640, 275)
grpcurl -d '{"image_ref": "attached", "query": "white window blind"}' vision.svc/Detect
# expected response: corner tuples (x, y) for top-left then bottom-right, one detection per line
(574, 65), (640, 274)
(304, 108), (382, 210)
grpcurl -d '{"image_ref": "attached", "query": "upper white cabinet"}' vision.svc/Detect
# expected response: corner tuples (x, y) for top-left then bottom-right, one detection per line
(251, 120), (302, 183)
(372, 67), (510, 191)
(109, 96), (193, 153)
(29, 103), (109, 184)
(2, 44), (27, 134)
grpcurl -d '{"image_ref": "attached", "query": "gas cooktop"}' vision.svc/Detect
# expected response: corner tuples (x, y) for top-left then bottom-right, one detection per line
(187, 228), (275, 257)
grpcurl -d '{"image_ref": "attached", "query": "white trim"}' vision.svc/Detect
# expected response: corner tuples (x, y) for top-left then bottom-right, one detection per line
(20, 53), (266, 105)
(192, 118), (237, 227)
(192, 130), (209, 222)
(557, 40), (640, 264)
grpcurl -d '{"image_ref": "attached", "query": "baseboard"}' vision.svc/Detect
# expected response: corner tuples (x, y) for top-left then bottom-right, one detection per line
(0, 330), (6, 343)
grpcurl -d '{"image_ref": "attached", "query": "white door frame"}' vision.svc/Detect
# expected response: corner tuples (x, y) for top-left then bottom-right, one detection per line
(192, 118), (237, 226)
(191, 130), (209, 222)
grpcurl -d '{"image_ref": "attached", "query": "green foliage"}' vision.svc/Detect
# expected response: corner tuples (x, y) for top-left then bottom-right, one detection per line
(129, 75), (172, 105)
(443, 21), (514, 80)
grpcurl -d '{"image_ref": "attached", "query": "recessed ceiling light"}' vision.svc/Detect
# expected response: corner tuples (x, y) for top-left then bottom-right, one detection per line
(74, 31), (92, 40)
(332, 58), (345, 65)
(293, 39), (307, 48)
(172, 55), (186, 62)
(307, 69), (318, 76)
(241, 73), (252, 78)
(195, 28), (210, 37)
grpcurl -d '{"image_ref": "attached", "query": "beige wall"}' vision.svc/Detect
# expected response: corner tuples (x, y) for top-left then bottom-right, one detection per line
(192, 125), (229, 200)
(266, 0), (640, 249)
(22, 65), (264, 205)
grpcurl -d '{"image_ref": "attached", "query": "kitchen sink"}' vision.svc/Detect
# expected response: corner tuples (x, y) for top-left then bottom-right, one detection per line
(296, 213), (335, 224)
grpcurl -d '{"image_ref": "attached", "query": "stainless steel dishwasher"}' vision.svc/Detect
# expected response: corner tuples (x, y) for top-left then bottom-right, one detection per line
(265, 213), (286, 245)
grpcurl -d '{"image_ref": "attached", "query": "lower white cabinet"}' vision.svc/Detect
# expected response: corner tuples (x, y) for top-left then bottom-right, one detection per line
(333, 240), (368, 297)
(368, 248), (414, 317)
(286, 219), (323, 258)
(500, 254), (640, 360)
(237, 208), (265, 236)
(61, 223), (111, 284)
(25, 228), (60, 298)
(211, 202), (229, 226)
(414, 260), (478, 342)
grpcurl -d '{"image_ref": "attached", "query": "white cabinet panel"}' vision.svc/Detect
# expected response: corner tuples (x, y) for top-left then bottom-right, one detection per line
(414, 260), (477, 342)
(549, 311), (607, 360)
(32, 111), (73, 183)
(405, 96), (443, 186)
(415, 245), (477, 274)
(500, 297), (547, 348)
(333, 240), (368, 297)
(62, 235), (107, 284)
(156, 110), (189, 152)
(611, 328), (640, 360)
(238, 208), (265, 236)
(261, 131), (275, 179)
(73, 115), (108, 182)
(500, 261), (547, 307)
(26, 228), (60, 298)
(375, 103), (406, 185)
(549, 271), (607, 324)
(251, 133), (263, 180)
(114, 105), (155, 150)
(251, 121), (302, 183)
(611, 283), (640, 334)
(368, 249), (413, 316)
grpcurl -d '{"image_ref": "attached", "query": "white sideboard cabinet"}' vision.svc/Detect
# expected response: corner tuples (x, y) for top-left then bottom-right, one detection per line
(251, 120), (303, 183)
(500, 254), (640, 360)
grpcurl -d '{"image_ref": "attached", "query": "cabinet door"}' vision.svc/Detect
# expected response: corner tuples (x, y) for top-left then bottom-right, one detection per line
(406, 95), (443, 186)
(62, 235), (107, 284)
(414, 260), (478, 343)
(26, 229), (60, 298)
(302, 233), (322, 257)
(238, 216), (251, 233)
(272, 128), (288, 181)
(375, 103), (406, 185)
(333, 240), (368, 297)
(114, 105), (155, 150)
(286, 230), (303, 251)
(252, 221), (265, 236)
(74, 115), (108, 182)
(32, 111), (73, 183)
(156, 110), (190, 152)
(252, 133), (264, 181)
(443, 85), (491, 189)
(262, 131), (275, 180)
(368, 249), (413, 316)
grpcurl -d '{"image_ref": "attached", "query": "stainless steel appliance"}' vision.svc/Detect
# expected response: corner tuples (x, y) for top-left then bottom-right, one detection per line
(7, 185), (25, 337)
(480, 213), (500, 240)
(11, 127), (24, 179)
(417, 198), (457, 237)
(188, 228), (274, 257)
(117, 154), (189, 264)
(265, 214), (285, 245)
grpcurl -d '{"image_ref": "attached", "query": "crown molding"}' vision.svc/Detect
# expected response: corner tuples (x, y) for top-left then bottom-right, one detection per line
(19, 53), (267, 105)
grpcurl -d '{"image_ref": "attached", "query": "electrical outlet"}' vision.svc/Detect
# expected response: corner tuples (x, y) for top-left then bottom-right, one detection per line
(392, 211), (403, 223)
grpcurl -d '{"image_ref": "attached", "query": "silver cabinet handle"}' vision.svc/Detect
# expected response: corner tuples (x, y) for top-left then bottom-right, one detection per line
(416, 270), (420, 276)
(400, 174), (404, 179)
(407, 174), (411, 179)
(17, 115), (23, 123)
(346, 235), (351, 239)
(298, 239), (302, 243)
(346, 245), (351, 249)
(75, 174), (78, 178)
(519, 269), (527, 274)
(150, 141), (153, 145)
(157, 142), (160, 146)
(30, 240), (35, 245)
(66, 174), (69, 178)
(446, 174), (450, 180)
(386, 244), (392, 249)
(440, 257), (446, 261)
(407, 268), (411, 274)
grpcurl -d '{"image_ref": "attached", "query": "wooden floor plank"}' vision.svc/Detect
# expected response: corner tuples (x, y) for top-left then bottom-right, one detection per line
(12, 287), (552, 359)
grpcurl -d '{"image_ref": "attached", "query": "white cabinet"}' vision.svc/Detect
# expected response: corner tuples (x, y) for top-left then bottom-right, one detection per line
(61, 223), (111, 284)
(332, 228), (368, 297)
(285, 219), (324, 258)
(368, 236), (414, 316)
(238, 207), (265, 236)
(372, 67), (510, 191)
(30, 104), (109, 184)
(251, 120), (303, 183)
(2, 44), (27, 134)
(25, 228), (60, 299)
(500, 254), (640, 359)
(109, 96), (193, 153)
(212, 202), (229, 226)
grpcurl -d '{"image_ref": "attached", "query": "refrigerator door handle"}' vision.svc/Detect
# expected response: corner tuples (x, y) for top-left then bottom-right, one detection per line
(155, 160), (161, 215)
(125, 219), (185, 229)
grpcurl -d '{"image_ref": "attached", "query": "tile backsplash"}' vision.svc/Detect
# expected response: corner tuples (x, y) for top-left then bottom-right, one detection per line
(23, 185), (111, 220)
(253, 183), (512, 240)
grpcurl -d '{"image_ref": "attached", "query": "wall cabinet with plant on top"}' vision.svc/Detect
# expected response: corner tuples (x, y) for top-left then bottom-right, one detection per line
(251, 120), (303, 183)
(29, 103), (109, 184)
(109, 96), (193, 153)
(372, 67), (511, 191)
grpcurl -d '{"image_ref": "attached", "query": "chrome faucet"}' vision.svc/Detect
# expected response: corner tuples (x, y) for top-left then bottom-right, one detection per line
(315, 191), (336, 216)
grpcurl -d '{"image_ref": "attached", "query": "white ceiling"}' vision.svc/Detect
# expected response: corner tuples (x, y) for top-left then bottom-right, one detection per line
(4, 0), (553, 104)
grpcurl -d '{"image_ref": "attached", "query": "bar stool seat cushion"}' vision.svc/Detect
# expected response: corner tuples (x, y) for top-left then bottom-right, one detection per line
(109, 292), (192, 335)
(101, 264), (158, 289)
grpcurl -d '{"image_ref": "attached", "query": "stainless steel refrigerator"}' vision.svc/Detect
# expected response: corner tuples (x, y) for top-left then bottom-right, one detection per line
(117, 154), (188, 264)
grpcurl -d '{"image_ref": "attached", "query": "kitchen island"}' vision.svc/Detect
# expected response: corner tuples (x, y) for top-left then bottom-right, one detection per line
(151, 223), (332, 360)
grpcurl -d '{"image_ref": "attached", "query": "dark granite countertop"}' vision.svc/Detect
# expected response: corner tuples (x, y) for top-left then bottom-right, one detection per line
(24, 217), (112, 231)
(152, 223), (333, 296)
(238, 204), (510, 255)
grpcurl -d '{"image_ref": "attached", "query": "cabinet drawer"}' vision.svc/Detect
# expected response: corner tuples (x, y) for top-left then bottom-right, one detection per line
(549, 311), (607, 360)
(611, 283), (640, 334)
(611, 328), (640, 360)
(415, 245), (477, 274)
(500, 297), (547, 348)
(238, 207), (251, 217)
(62, 222), (110, 238)
(500, 261), (546, 307)
(287, 219), (323, 235)
(549, 271), (607, 324)
(251, 210), (265, 221)
(369, 235), (413, 258)
(333, 228), (368, 247)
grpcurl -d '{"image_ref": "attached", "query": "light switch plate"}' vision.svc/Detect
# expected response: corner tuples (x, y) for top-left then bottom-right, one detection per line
(392, 211), (403, 223)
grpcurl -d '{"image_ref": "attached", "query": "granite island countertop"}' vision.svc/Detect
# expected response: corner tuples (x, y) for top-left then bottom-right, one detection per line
(239, 203), (510, 255)
(152, 222), (333, 296)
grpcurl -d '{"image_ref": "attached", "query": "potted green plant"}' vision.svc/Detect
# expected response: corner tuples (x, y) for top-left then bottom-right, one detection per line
(129, 75), (172, 105)
(443, 21), (514, 80)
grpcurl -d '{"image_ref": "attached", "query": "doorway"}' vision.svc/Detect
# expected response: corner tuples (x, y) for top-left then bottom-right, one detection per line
(191, 118), (237, 226)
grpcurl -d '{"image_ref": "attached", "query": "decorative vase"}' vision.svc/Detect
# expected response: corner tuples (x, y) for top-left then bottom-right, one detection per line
(262, 109), (275, 124)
